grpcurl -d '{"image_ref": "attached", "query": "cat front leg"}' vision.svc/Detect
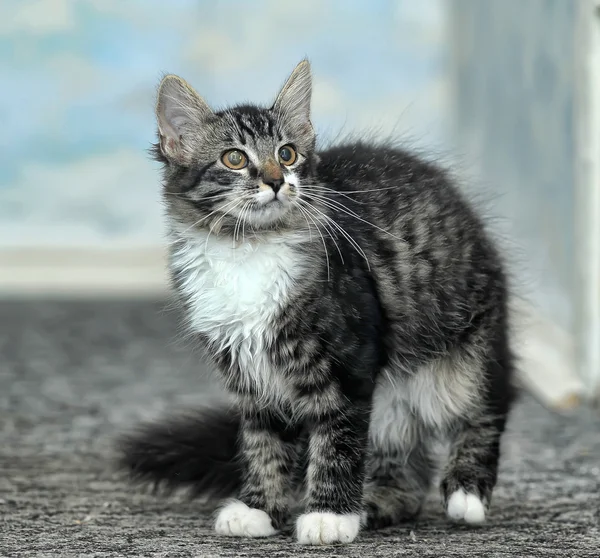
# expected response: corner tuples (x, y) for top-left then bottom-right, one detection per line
(215, 407), (296, 538)
(296, 403), (371, 545)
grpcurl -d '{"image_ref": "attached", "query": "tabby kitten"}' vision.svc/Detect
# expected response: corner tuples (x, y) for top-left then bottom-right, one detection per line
(119, 60), (514, 545)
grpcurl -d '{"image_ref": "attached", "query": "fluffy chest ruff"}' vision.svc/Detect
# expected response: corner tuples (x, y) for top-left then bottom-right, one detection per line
(171, 230), (308, 403)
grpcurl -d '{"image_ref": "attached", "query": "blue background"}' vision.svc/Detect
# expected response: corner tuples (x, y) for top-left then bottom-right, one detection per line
(0, 0), (446, 246)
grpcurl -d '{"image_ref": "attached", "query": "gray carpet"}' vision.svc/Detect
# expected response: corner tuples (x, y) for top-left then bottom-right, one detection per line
(1, 300), (599, 557)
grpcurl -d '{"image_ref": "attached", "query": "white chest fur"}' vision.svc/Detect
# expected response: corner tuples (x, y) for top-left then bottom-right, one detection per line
(171, 230), (307, 404)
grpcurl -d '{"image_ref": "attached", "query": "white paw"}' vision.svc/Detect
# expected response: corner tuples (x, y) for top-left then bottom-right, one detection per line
(296, 512), (360, 545)
(446, 488), (486, 524)
(215, 500), (277, 538)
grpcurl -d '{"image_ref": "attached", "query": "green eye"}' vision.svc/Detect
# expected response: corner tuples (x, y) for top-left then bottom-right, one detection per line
(222, 150), (248, 170)
(278, 145), (297, 166)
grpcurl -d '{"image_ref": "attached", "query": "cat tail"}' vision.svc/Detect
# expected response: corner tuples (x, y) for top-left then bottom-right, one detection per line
(116, 405), (242, 499)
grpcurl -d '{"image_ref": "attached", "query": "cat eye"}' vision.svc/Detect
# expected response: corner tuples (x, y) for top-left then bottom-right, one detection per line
(221, 150), (248, 170)
(278, 145), (297, 166)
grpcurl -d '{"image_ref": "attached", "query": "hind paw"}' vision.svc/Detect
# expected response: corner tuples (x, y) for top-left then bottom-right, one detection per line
(363, 486), (422, 529)
(446, 489), (486, 524)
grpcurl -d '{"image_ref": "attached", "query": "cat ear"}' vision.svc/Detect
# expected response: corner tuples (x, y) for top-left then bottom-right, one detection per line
(155, 74), (213, 163)
(272, 59), (312, 126)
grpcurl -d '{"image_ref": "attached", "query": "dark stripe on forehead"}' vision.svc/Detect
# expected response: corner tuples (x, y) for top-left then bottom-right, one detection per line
(221, 130), (237, 144)
(237, 118), (257, 142)
(246, 111), (265, 130)
(266, 115), (275, 138)
(236, 132), (247, 146)
(265, 114), (283, 141)
(218, 105), (283, 145)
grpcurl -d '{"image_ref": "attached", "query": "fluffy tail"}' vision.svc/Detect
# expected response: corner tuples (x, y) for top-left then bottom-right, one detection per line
(116, 405), (242, 499)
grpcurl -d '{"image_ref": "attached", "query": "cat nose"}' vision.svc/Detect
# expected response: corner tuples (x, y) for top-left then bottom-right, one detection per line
(262, 177), (284, 193)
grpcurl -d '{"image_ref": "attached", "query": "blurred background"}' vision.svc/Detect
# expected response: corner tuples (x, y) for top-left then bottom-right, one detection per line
(0, 0), (598, 405)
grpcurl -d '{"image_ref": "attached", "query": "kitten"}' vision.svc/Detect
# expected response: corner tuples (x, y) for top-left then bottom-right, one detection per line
(118, 60), (515, 545)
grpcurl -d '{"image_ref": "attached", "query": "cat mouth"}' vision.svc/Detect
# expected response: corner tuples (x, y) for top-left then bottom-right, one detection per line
(253, 195), (294, 215)
(254, 182), (294, 207)
(255, 192), (288, 207)
(243, 198), (292, 226)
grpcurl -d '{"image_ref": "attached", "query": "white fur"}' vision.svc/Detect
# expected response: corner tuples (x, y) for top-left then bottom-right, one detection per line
(370, 354), (481, 451)
(171, 227), (308, 407)
(215, 500), (277, 537)
(446, 488), (486, 524)
(296, 512), (361, 545)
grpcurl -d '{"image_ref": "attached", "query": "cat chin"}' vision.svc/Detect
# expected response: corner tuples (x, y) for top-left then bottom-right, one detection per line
(242, 203), (292, 228)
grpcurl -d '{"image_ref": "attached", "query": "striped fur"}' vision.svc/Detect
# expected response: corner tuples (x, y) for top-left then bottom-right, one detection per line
(118, 60), (515, 546)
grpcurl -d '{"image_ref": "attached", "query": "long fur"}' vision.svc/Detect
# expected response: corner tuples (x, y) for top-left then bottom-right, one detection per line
(116, 61), (515, 544)
(117, 407), (242, 499)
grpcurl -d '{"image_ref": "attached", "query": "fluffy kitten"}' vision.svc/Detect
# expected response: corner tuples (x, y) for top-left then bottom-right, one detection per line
(118, 60), (515, 545)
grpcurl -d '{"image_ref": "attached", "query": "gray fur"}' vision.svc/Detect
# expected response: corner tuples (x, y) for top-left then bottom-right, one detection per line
(120, 60), (516, 545)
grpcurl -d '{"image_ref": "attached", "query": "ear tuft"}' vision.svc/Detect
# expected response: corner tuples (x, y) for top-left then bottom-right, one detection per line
(155, 74), (213, 163)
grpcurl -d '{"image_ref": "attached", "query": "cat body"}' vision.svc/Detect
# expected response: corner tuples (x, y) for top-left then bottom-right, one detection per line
(119, 61), (514, 545)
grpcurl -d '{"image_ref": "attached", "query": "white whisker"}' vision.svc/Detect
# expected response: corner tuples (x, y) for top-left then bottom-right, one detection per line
(233, 201), (250, 245)
(303, 191), (404, 243)
(295, 203), (314, 242)
(296, 201), (330, 281)
(204, 200), (243, 254)
(174, 197), (241, 240)
(299, 198), (370, 269)
(304, 183), (401, 195)
(302, 184), (367, 205)
(297, 199), (345, 265)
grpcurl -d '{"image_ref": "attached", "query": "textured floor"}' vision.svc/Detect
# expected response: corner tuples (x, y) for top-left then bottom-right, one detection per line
(1, 300), (599, 557)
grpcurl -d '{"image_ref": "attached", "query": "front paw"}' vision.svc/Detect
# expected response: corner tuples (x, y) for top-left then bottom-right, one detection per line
(296, 512), (361, 545)
(215, 500), (277, 538)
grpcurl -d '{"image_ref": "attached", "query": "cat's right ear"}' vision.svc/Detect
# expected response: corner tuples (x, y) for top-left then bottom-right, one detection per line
(155, 75), (213, 164)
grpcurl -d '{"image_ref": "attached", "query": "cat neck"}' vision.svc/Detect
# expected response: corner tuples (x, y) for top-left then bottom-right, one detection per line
(169, 221), (313, 257)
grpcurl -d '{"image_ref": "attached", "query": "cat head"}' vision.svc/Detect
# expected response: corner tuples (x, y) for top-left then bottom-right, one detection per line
(154, 60), (319, 235)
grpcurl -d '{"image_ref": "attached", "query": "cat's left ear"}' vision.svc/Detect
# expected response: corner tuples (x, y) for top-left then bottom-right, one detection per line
(272, 59), (312, 128)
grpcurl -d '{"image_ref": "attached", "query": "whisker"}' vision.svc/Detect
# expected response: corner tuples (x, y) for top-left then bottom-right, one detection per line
(241, 202), (252, 242)
(319, 213), (369, 268)
(301, 185), (367, 205)
(296, 201), (330, 281)
(164, 191), (231, 202)
(234, 202), (247, 244)
(204, 200), (243, 254)
(174, 197), (242, 240)
(235, 201), (252, 245)
(303, 192), (404, 243)
(234, 201), (252, 242)
(303, 184), (402, 195)
(295, 203), (314, 242)
(232, 203), (244, 246)
(297, 199), (345, 265)
(299, 199), (370, 269)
